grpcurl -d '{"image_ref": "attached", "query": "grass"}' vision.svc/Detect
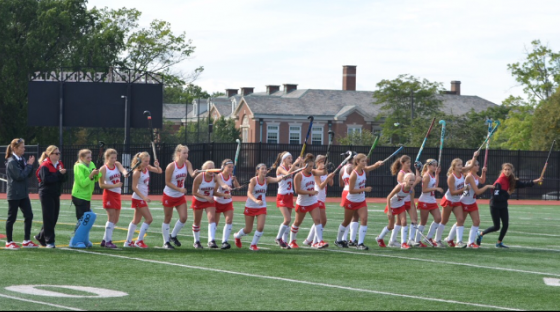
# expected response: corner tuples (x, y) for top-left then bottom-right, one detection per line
(0, 199), (559, 311)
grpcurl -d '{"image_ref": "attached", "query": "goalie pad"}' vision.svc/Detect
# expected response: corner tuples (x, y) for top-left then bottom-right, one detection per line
(69, 212), (97, 248)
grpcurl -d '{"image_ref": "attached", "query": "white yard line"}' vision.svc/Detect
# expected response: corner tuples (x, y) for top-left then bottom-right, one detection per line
(0, 293), (85, 311)
(61, 248), (523, 311)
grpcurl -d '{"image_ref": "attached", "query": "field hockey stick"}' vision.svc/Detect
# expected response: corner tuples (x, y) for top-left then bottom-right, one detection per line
(483, 118), (493, 168)
(198, 169), (223, 173)
(413, 225), (435, 247)
(476, 121), (500, 153)
(324, 130), (335, 165)
(233, 139), (241, 177)
(299, 116), (314, 158)
(415, 117), (436, 167)
(367, 135), (380, 160)
(332, 151), (354, 175)
(438, 120), (446, 168)
(144, 110), (158, 162)
(96, 141), (105, 167)
(125, 156), (142, 176)
(382, 146), (405, 164)
(0, 178), (7, 183)
(233, 165), (309, 191)
(539, 140), (556, 185)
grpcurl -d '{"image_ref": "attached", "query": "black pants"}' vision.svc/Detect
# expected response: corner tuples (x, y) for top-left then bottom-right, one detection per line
(36, 193), (61, 245)
(6, 197), (33, 242)
(482, 205), (509, 242)
(72, 196), (91, 221)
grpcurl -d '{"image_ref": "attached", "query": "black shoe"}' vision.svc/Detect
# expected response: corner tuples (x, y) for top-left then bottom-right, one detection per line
(221, 242), (231, 250)
(193, 241), (204, 249)
(35, 234), (46, 247)
(335, 240), (349, 248)
(278, 239), (288, 249)
(163, 242), (175, 249)
(356, 243), (369, 251)
(275, 238), (283, 246)
(348, 240), (358, 247)
(170, 235), (182, 247)
(208, 240), (218, 249)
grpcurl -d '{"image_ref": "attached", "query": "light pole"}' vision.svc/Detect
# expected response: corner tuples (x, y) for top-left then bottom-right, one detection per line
(121, 95), (130, 193)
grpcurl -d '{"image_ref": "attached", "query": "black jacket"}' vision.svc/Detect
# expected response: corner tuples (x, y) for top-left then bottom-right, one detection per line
(490, 180), (534, 208)
(5, 156), (34, 200)
(38, 165), (68, 197)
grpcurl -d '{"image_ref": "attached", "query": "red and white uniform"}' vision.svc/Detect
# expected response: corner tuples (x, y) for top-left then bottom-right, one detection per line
(102, 164), (122, 209)
(132, 169), (150, 208)
(315, 174), (328, 209)
(162, 162), (188, 207)
(418, 173), (439, 211)
(460, 175), (479, 212)
(277, 164), (294, 208)
(340, 164), (351, 207)
(399, 170), (412, 210)
(342, 169), (367, 210)
(214, 173), (234, 213)
(245, 178), (268, 216)
(192, 173), (216, 209)
(295, 172), (319, 213)
(384, 183), (410, 215)
(441, 172), (465, 207)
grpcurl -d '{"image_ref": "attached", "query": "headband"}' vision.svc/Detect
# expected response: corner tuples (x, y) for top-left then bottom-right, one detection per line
(428, 160), (438, 165)
(225, 161), (233, 165)
(282, 152), (292, 161)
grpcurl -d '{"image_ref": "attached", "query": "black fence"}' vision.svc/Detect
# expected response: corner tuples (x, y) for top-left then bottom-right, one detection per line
(1, 143), (559, 200)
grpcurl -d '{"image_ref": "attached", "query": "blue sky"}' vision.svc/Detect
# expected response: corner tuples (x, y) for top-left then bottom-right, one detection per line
(88, 0), (560, 104)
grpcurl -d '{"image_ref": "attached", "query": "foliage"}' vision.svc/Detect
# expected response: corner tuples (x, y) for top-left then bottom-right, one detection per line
(492, 96), (534, 150)
(212, 116), (241, 143)
(338, 129), (378, 146)
(531, 87), (560, 150)
(163, 84), (211, 104)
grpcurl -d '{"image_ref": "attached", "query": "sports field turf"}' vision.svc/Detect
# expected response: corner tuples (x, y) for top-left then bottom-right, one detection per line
(0, 199), (559, 311)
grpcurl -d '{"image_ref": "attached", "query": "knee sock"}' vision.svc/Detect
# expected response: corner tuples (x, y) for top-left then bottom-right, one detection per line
(234, 228), (246, 239)
(337, 224), (347, 242)
(378, 227), (390, 240)
(349, 222), (359, 242)
(126, 223), (137, 243)
(415, 225), (426, 243)
(358, 225), (368, 245)
(457, 226), (465, 243)
(251, 231), (263, 246)
(427, 222), (439, 240)
(401, 226), (408, 244)
(171, 220), (185, 237)
(192, 225), (200, 243)
(447, 223), (456, 241)
(208, 222), (217, 243)
(103, 222), (114, 242)
(390, 225), (401, 243)
(290, 226), (299, 242)
(138, 223), (150, 241)
(314, 224), (324, 243)
(468, 226), (479, 245)
(162, 223), (170, 244)
(306, 224), (316, 243)
(222, 224), (232, 243)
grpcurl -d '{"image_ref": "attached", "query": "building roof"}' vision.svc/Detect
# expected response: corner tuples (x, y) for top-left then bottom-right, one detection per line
(163, 104), (191, 121)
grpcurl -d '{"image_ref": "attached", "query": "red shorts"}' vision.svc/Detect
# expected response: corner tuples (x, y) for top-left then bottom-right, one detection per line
(244, 207), (267, 216)
(162, 194), (187, 208)
(295, 202), (320, 213)
(318, 201), (326, 210)
(418, 202), (439, 211)
(404, 201), (412, 210)
(342, 199), (367, 211)
(131, 198), (148, 209)
(384, 205), (407, 216)
(191, 198), (215, 210)
(277, 194), (294, 208)
(441, 196), (462, 208)
(103, 190), (121, 210)
(462, 202), (479, 213)
(215, 202), (234, 214)
(340, 190), (349, 207)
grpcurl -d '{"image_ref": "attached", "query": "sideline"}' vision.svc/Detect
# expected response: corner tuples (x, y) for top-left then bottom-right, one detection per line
(0, 293), (85, 311)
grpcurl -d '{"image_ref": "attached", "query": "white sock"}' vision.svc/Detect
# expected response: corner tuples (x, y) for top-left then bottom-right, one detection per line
(337, 224), (347, 242)
(314, 224), (323, 243)
(447, 223), (457, 241)
(282, 226), (289, 243)
(290, 226), (299, 242)
(435, 223), (445, 242)
(349, 222), (359, 242)
(468, 226), (479, 245)
(415, 225), (425, 243)
(343, 226), (350, 241)
(162, 223), (170, 244)
(234, 229), (246, 239)
(379, 226), (390, 240)
(306, 224), (316, 243)
(391, 225), (401, 243)
(428, 222), (439, 240)
(409, 223), (417, 243)
(104, 222), (115, 242)
(223, 224), (232, 243)
(358, 225), (368, 245)
(251, 231), (263, 246)
(401, 226), (408, 244)
(171, 220), (185, 238)
(192, 225), (201, 243)
(276, 224), (287, 240)
(208, 222), (217, 243)
(126, 223), (137, 243)
(457, 226), (465, 243)
(138, 223), (150, 241)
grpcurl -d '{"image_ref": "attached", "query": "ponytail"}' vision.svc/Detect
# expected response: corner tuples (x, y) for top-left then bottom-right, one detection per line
(5, 138), (24, 160)
(272, 151), (290, 170)
(391, 155), (410, 176)
(39, 145), (58, 163)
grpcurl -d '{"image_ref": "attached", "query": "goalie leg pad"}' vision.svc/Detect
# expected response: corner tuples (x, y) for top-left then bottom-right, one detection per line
(70, 212), (97, 248)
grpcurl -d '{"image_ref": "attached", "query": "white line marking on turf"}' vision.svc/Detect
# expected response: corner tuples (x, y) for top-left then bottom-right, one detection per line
(61, 248), (523, 311)
(0, 293), (85, 311)
(544, 278), (560, 287)
(5, 285), (127, 298)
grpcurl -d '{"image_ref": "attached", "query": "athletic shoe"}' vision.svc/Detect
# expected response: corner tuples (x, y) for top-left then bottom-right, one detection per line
(356, 243), (369, 251)
(401, 242), (411, 250)
(163, 242), (175, 249)
(208, 240), (218, 249)
(313, 241), (328, 249)
(435, 241), (446, 248)
(5, 242), (20, 250)
(73, 242), (86, 249)
(418, 241), (428, 248)
(105, 241), (118, 249)
(234, 236), (242, 248)
(289, 240), (299, 249)
(275, 238), (283, 246)
(221, 242), (231, 250)
(496, 242), (509, 249)
(22, 241), (39, 248)
(170, 236), (182, 247)
(302, 239), (313, 247)
(335, 240), (349, 248)
(100, 240), (106, 247)
(468, 243), (480, 249)
(409, 240), (420, 247)
(34, 235), (46, 247)
(427, 238), (437, 247)
(46, 244), (56, 249)
(134, 240), (148, 249)
(123, 241), (134, 248)
(455, 241), (467, 248)
(322, 241), (330, 248)
(376, 237), (386, 248)
(446, 239), (456, 248)
(476, 231), (484, 246)
(193, 241), (204, 249)
(387, 240), (399, 248)
(278, 239), (289, 249)
(348, 240), (358, 247)
(249, 245), (259, 251)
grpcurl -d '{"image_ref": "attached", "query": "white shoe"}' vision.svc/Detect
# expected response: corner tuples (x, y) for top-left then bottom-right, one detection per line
(455, 241), (467, 248)
(123, 241), (134, 248)
(388, 241), (399, 248)
(302, 239), (313, 247)
(408, 240), (420, 247)
(435, 241), (446, 248)
(46, 244), (56, 249)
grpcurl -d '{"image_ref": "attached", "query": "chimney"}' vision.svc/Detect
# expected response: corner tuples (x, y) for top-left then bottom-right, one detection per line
(225, 89), (238, 97)
(240, 87), (254, 96)
(343, 65), (357, 91)
(451, 81), (461, 95)
(266, 85), (280, 95)
(283, 84), (298, 94)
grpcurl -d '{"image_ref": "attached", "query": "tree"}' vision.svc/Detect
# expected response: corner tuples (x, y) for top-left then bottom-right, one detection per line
(492, 96), (534, 150)
(163, 84), (210, 104)
(338, 129), (377, 146)
(212, 117), (241, 143)
(531, 86), (560, 150)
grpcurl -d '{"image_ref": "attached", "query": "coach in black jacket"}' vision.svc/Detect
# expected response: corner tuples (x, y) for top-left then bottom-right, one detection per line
(4, 138), (36, 249)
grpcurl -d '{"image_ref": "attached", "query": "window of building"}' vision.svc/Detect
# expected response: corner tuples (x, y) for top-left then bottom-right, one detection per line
(289, 126), (301, 145)
(267, 125), (279, 144)
(241, 116), (250, 142)
(312, 126), (323, 145)
(347, 125), (362, 135)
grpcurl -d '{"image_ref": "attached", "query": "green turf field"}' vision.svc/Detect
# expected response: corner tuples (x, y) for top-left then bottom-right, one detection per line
(0, 199), (559, 311)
